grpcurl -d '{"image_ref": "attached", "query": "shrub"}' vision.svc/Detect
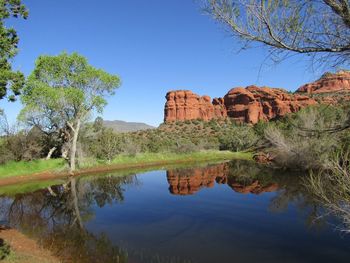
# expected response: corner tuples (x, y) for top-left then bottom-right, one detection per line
(264, 106), (347, 170)
(219, 125), (258, 152)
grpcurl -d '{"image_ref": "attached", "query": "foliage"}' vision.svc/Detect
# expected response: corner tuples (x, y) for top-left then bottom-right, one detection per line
(123, 119), (258, 154)
(81, 119), (258, 163)
(20, 52), (121, 171)
(90, 128), (124, 162)
(0, 0), (28, 101)
(110, 151), (250, 165)
(307, 150), (350, 233)
(262, 105), (348, 170)
(0, 239), (10, 260)
(203, 0), (350, 68)
(0, 127), (46, 164)
(219, 125), (258, 151)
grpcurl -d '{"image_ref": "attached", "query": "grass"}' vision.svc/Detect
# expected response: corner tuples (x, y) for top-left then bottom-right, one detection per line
(0, 241), (58, 263)
(0, 159), (65, 179)
(0, 150), (252, 180)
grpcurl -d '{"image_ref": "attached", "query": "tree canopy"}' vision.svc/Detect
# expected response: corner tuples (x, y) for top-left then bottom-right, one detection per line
(203, 0), (350, 68)
(0, 0), (28, 101)
(20, 52), (121, 171)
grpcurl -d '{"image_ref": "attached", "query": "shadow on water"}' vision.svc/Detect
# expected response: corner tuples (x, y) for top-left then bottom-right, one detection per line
(0, 160), (349, 262)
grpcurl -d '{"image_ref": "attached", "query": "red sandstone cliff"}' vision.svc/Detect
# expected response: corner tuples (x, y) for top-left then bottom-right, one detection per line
(297, 71), (350, 94)
(164, 86), (316, 124)
(224, 85), (316, 123)
(164, 90), (226, 122)
(164, 71), (350, 124)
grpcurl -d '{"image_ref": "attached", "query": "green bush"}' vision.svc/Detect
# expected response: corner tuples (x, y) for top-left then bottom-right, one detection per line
(263, 105), (347, 170)
(219, 125), (258, 152)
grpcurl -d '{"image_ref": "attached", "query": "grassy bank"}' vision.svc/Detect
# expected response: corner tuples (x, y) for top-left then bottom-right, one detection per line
(0, 150), (252, 180)
(0, 159), (65, 179)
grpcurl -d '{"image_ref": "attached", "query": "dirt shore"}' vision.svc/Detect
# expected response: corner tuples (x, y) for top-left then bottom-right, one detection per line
(0, 226), (59, 263)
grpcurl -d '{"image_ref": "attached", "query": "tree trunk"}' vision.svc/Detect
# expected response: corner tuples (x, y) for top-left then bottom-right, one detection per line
(69, 119), (81, 173)
(46, 147), (57, 160)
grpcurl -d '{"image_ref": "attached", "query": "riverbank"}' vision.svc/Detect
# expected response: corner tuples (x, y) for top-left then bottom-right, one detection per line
(0, 151), (252, 187)
(0, 226), (59, 263)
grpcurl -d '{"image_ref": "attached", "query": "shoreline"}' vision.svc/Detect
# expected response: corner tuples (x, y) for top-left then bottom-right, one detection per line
(0, 151), (252, 187)
(0, 226), (59, 263)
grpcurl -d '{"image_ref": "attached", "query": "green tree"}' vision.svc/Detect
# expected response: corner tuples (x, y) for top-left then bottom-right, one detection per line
(0, 0), (28, 101)
(202, 0), (350, 67)
(94, 128), (123, 163)
(93, 116), (104, 132)
(20, 52), (121, 172)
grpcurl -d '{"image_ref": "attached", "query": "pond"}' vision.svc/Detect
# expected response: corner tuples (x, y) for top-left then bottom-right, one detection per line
(0, 160), (349, 263)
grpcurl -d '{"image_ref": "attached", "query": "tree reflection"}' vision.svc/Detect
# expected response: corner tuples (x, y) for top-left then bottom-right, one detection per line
(0, 173), (138, 262)
(0, 161), (349, 263)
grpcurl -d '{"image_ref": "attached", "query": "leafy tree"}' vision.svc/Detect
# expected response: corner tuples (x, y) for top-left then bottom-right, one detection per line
(202, 0), (350, 67)
(20, 52), (121, 172)
(94, 128), (123, 163)
(93, 116), (104, 132)
(0, 0), (28, 101)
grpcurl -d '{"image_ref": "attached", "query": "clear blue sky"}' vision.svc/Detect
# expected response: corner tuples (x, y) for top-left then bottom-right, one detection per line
(1, 0), (324, 127)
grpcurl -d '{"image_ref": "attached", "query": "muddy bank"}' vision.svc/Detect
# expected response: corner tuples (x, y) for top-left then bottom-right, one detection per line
(0, 226), (59, 263)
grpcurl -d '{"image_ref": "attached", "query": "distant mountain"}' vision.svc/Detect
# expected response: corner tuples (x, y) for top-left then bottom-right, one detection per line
(102, 120), (155, 132)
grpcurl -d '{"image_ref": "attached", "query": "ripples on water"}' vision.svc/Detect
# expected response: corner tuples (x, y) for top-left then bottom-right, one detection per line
(0, 160), (349, 263)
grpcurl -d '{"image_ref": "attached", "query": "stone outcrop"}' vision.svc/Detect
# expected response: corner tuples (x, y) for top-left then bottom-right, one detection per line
(297, 71), (350, 94)
(223, 85), (316, 124)
(164, 86), (316, 124)
(166, 163), (279, 195)
(164, 90), (226, 122)
(164, 71), (350, 124)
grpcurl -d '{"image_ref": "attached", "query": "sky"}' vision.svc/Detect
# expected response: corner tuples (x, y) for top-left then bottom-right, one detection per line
(0, 0), (326, 127)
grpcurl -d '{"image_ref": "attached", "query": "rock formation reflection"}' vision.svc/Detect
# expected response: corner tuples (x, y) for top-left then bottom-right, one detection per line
(167, 162), (279, 195)
(0, 161), (345, 262)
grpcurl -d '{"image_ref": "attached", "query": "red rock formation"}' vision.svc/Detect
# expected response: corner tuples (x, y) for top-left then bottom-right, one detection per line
(164, 90), (227, 122)
(164, 72), (350, 124)
(164, 86), (316, 124)
(223, 85), (316, 124)
(297, 71), (350, 94)
(166, 163), (279, 195)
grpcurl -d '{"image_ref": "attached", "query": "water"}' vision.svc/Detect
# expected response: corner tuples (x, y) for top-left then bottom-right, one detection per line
(0, 160), (349, 263)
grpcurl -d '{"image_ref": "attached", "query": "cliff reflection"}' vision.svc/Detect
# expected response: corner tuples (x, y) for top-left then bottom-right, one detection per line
(167, 162), (279, 195)
(0, 161), (342, 263)
(167, 161), (328, 229)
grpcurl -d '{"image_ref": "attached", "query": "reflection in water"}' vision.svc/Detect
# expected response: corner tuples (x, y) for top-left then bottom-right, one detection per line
(0, 161), (349, 263)
(167, 162), (278, 195)
(1, 175), (137, 262)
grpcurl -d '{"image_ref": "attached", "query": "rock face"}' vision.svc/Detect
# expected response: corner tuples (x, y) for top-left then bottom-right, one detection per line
(297, 71), (350, 94)
(164, 86), (316, 124)
(164, 90), (226, 122)
(224, 85), (316, 123)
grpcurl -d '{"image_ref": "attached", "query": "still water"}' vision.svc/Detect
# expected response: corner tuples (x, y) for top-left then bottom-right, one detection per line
(0, 160), (349, 263)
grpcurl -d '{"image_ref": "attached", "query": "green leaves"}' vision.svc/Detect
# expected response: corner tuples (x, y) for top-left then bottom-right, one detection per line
(0, 0), (28, 101)
(20, 52), (121, 132)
